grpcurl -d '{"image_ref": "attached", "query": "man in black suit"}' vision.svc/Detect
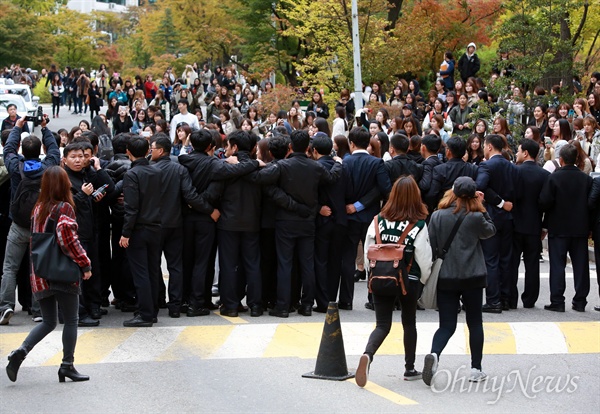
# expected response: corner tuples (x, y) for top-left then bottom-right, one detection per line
(539, 144), (593, 312)
(311, 135), (348, 312)
(418, 134), (442, 214)
(476, 134), (518, 313)
(385, 134), (423, 185)
(341, 128), (392, 310)
(512, 139), (550, 308)
(426, 137), (478, 208)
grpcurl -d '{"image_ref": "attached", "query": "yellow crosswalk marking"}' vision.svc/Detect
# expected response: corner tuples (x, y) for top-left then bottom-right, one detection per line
(558, 321), (600, 354)
(263, 323), (322, 358)
(158, 325), (235, 360)
(350, 378), (419, 405)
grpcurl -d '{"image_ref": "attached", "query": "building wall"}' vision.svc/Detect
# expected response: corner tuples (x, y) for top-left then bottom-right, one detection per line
(67, 1), (139, 14)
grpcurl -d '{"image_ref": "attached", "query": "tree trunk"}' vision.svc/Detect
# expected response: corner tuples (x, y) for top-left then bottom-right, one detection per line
(385, 0), (403, 31)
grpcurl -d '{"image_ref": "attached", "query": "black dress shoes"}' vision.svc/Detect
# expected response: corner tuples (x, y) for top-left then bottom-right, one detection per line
(482, 303), (502, 314)
(206, 302), (219, 310)
(364, 302), (374, 310)
(220, 308), (239, 317)
(501, 301), (510, 311)
(544, 303), (565, 312)
(338, 302), (353, 310)
(298, 305), (312, 316)
(237, 304), (249, 313)
(6, 347), (27, 382)
(187, 307), (210, 317)
(58, 364), (89, 382)
(123, 315), (153, 327)
(571, 304), (585, 312)
(594, 305), (600, 312)
(78, 316), (100, 327)
(312, 306), (328, 313)
(168, 310), (180, 318)
(250, 305), (263, 317)
(90, 308), (102, 320)
(120, 303), (138, 313)
(353, 269), (366, 282)
(269, 308), (289, 318)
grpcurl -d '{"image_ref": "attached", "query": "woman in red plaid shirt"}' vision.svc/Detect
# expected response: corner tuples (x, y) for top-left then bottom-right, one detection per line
(6, 166), (92, 383)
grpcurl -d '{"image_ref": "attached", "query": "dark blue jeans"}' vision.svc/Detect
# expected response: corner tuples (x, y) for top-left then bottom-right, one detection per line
(431, 287), (484, 370)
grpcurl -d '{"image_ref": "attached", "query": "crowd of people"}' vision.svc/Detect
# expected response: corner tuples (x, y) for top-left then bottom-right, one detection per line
(1, 52), (599, 385)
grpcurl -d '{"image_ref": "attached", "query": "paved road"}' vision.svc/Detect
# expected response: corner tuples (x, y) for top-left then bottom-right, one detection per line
(2, 108), (599, 412)
(1, 261), (598, 413)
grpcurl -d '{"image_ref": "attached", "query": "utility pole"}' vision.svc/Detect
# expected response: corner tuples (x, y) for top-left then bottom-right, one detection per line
(352, 0), (363, 113)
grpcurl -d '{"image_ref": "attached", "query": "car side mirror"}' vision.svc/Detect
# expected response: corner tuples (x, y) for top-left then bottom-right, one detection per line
(33, 96), (40, 102)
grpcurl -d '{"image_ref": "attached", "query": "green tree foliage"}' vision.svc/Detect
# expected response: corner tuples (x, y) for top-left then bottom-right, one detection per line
(495, 0), (596, 92)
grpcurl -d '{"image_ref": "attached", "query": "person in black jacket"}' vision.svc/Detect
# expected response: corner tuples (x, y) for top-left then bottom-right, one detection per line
(256, 130), (343, 317)
(178, 130), (259, 317)
(119, 137), (163, 327)
(457, 42), (481, 83)
(426, 137), (478, 209)
(385, 134), (423, 185)
(476, 135), (518, 313)
(311, 135), (348, 312)
(511, 139), (550, 308)
(418, 134), (442, 215)
(215, 131), (265, 317)
(63, 142), (114, 326)
(589, 176), (600, 312)
(150, 135), (214, 318)
(539, 144), (593, 312)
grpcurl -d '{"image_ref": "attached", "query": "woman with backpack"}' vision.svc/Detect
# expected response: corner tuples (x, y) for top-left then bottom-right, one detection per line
(6, 166), (92, 383)
(422, 177), (495, 386)
(355, 176), (432, 387)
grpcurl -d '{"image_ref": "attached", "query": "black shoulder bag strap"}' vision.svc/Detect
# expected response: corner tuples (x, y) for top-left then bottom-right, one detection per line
(42, 202), (64, 234)
(438, 214), (466, 260)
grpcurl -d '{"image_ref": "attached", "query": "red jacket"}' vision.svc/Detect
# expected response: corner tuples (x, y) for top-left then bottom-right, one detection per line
(144, 81), (157, 99)
(30, 203), (91, 294)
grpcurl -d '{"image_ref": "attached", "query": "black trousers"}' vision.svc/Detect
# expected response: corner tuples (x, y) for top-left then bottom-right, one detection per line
(160, 226), (184, 311)
(314, 221), (345, 308)
(432, 287), (484, 370)
(184, 218), (216, 310)
(260, 227), (277, 307)
(275, 221), (315, 311)
(110, 215), (135, 304)
(127, 227), (162, 321)
(97, 207), (112, 303)
(218, 229), (261, 310)
(364, 280), (419, 371)
(79, 239), (102, 316)
(512, 232), (542, 308)
(548, 236), (590, 307)
(340, 221), (370, 305)
(481, 217), (513, 306)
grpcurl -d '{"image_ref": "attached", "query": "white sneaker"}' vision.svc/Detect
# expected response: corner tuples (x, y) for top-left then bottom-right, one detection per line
(356, 353), (371, 388)
(422, 353), (438, 386)
(469, 368), (488, 382)
(32, 315), (43, 322)
(0, 308), (14, 325)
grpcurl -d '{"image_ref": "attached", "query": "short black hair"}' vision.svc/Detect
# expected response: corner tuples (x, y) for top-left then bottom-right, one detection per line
(312, 134), (333, 156)
(559, 144), (577, 165)
(6, 103), (16, 111)
(21, 135), (42, 159)
(178, 99), (189, 106)
(63, 142), (84, 157)
(390, 134), (409, 153)
(1, 129), (11, 147)
(112, 133), (129, 154)
(519, 138), (540, 160)
(268, 135), (290, 160)
(348, 127), (370, 149)
(152, 134), (172, 154)
(127, 136), (149, 158)
(189, 129), (214, 152)
(422, 134), (442, 154)
(81, 130), (99, 148)
(446, 137), (467, 159)
(79, 141), (94, 154)
(485, 134), (505, 152)
(290, 129), (310, 153)
(228, 130), (252, 152)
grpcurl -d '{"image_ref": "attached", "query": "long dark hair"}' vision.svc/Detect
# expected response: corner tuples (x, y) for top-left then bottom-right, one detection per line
(91, 115), (111, 138)
(35, 166), (75, 226)
(380, 176), (428, 222)
(334, 135), (351, 158)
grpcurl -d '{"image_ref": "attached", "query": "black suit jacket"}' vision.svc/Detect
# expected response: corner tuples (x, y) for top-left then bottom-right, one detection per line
(539, 165), (593, 237)
(513, 161), (550, 236)
(589, 176), (600, 226)
(317, 156), (348, 227)
(476, 154), (518, 222)
(427, 157), (478, 207)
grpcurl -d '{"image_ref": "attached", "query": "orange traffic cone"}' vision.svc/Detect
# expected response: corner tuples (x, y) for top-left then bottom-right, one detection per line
(302, 302), (355, 381)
